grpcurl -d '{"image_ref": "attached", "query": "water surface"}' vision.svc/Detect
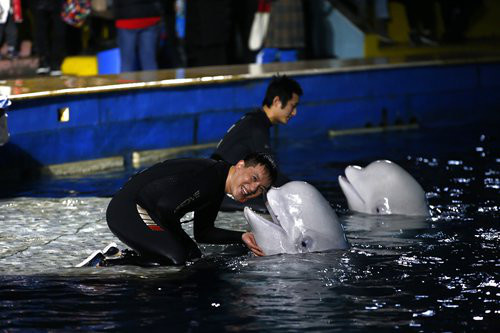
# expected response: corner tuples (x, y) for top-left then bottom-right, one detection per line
(0, 125), (498, 331)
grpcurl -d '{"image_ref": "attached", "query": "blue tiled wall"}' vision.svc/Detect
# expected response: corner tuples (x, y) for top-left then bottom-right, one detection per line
(3, 62), (499, 168)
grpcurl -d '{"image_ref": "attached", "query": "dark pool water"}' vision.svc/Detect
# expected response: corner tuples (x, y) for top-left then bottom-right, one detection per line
(0, 124), (498, 331)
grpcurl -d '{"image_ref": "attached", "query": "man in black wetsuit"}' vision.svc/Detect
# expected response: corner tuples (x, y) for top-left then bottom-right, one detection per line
(212, 74), (302, 185)
(101, 152), (277, 266)
(211, 74), (302, 210)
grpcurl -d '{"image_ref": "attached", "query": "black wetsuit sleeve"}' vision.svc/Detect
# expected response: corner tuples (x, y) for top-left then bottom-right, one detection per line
(193, 203), (244, 244)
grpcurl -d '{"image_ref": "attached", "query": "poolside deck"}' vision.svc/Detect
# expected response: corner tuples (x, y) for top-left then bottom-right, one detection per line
(1, 54), (499, 100)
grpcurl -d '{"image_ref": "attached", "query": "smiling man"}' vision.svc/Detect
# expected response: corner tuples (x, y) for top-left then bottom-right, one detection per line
(88, 152), (277, 267)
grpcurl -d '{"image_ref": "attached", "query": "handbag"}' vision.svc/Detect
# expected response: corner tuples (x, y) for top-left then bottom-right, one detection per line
(61, 0), (92, 28)
(248, 0), (271, 51)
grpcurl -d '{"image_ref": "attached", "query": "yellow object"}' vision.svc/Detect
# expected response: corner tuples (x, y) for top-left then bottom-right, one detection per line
(61, 56), (98, 76)
(364, 34), (379, 57)
(387, 1), (410, 43)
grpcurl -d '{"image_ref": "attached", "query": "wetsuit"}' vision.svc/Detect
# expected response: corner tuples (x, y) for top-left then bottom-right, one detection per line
(211, 110), (288, 211)
(106, 158), (243, 265)
(212, 110), (273, 165)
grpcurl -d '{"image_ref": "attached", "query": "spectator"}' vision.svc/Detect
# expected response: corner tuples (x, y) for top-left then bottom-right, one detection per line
(114, 0), (163, 72)
(256, 0), (305, 64)
(31, 0), (66, 75)
(184, 0), (232, 67)
(402, 0), (439, 46)
(229, 0), (258, 64)
(0, 0), (22, 59)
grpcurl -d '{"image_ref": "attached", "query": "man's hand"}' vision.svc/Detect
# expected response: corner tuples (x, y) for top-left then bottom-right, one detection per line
(242, 232), (265, 256)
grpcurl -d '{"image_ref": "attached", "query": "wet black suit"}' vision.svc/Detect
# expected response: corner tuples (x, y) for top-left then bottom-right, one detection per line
(211, 110), (288, 211)
(106, 158), (243, 265)
(212, 110), (273, 165)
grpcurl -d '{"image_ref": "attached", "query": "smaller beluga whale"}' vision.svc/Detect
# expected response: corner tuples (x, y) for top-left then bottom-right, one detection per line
(244, 181), (349, 256)
(338, 160), (430, 217)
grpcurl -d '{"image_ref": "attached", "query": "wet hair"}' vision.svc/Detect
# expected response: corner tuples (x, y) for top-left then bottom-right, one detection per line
(262, 74), (303, 108)
(243, 152), (278, 186)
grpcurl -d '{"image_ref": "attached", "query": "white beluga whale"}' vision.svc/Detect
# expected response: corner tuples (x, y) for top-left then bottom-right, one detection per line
(338, 160), (430, 216)
(243, 181), (349, 256)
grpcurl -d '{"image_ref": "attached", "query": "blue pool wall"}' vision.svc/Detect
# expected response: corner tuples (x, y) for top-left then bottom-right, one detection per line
(3, 61), (500, 169)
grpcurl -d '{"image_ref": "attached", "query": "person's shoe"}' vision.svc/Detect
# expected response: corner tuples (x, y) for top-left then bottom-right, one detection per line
(418, 35), (439, 46)
(102, 242), (120, 258)
(75, 250), (106, 267)
(6, 47), (18, 60)
(36, 66), (50, 75)
(50, 69), (62, 76)
(378, 34), (394, 46)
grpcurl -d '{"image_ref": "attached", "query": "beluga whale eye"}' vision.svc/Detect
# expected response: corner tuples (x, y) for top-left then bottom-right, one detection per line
(300, 236), (313, 251)
(374, 198), (391, 215)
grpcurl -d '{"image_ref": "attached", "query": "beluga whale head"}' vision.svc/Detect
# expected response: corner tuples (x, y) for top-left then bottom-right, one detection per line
(338, 160), (430, 216)
(243, 181), (349, 256)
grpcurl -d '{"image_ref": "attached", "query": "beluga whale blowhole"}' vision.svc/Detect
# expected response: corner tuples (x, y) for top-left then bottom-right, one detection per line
(244, 181), (349, 256)
(338, 160), (430, 217)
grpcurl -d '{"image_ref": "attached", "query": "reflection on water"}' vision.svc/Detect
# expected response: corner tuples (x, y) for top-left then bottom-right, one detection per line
(0, 126), (498, 331)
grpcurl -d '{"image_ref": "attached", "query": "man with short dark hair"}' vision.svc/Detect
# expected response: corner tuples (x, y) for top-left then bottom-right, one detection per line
(211, 74), (302, 210)
(77, 152), (277, 267)
(212, 75), (302, 169)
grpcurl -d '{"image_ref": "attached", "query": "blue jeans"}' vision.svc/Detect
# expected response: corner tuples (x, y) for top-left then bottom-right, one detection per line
(118, 23), (160, 72)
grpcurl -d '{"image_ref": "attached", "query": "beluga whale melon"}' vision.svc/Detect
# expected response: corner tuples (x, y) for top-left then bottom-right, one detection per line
(244, 181), (349, 256)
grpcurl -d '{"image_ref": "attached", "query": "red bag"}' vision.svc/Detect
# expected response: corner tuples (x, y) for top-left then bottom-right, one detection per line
(13, 0), (22, 22)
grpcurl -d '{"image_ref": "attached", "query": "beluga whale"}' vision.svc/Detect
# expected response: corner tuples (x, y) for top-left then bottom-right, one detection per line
(338, 160), (430, 217)
(243, 181), (349, 256)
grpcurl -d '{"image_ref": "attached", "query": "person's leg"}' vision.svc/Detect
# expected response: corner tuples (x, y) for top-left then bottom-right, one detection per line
(33, 9), (50, 71)
(5, 14), (18, 56)
(0, 24), (6, 48)
(106, 191), (201, 265)
(49, 8), (67, 73)
(137, 23), (159, 71)
(117, 28), (139, 72)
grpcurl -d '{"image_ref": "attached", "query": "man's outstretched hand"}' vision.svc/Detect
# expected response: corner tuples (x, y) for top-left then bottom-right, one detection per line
(242, 232), (265, 256)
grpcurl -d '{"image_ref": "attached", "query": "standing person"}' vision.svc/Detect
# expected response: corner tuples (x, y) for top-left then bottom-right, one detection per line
(257, 0), (305, 64)
(114, 0), (163, 72)
(31, 0), (66, 75)
(0, 0), (22, 59)
(77, 152), (277, 267)
(211, 74), (302, 188)
(184, 0), (232, 67)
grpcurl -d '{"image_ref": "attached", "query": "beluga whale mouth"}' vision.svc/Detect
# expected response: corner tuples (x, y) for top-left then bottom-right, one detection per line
(338, 160), (430, 216)
(338, 165), (366, 211)
(244, 204), (282, 232)
(244, 181), (349, 256)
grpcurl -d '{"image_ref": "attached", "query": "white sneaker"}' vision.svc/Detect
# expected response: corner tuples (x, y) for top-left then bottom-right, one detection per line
(102, 242), (120, 257)
(50, 69), (62, 76)
(36, 66), (50, 75)
(75, 250), (105, 267)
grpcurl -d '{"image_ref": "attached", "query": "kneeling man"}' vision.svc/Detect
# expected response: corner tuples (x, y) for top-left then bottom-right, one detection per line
(104, 152), (277, 266)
